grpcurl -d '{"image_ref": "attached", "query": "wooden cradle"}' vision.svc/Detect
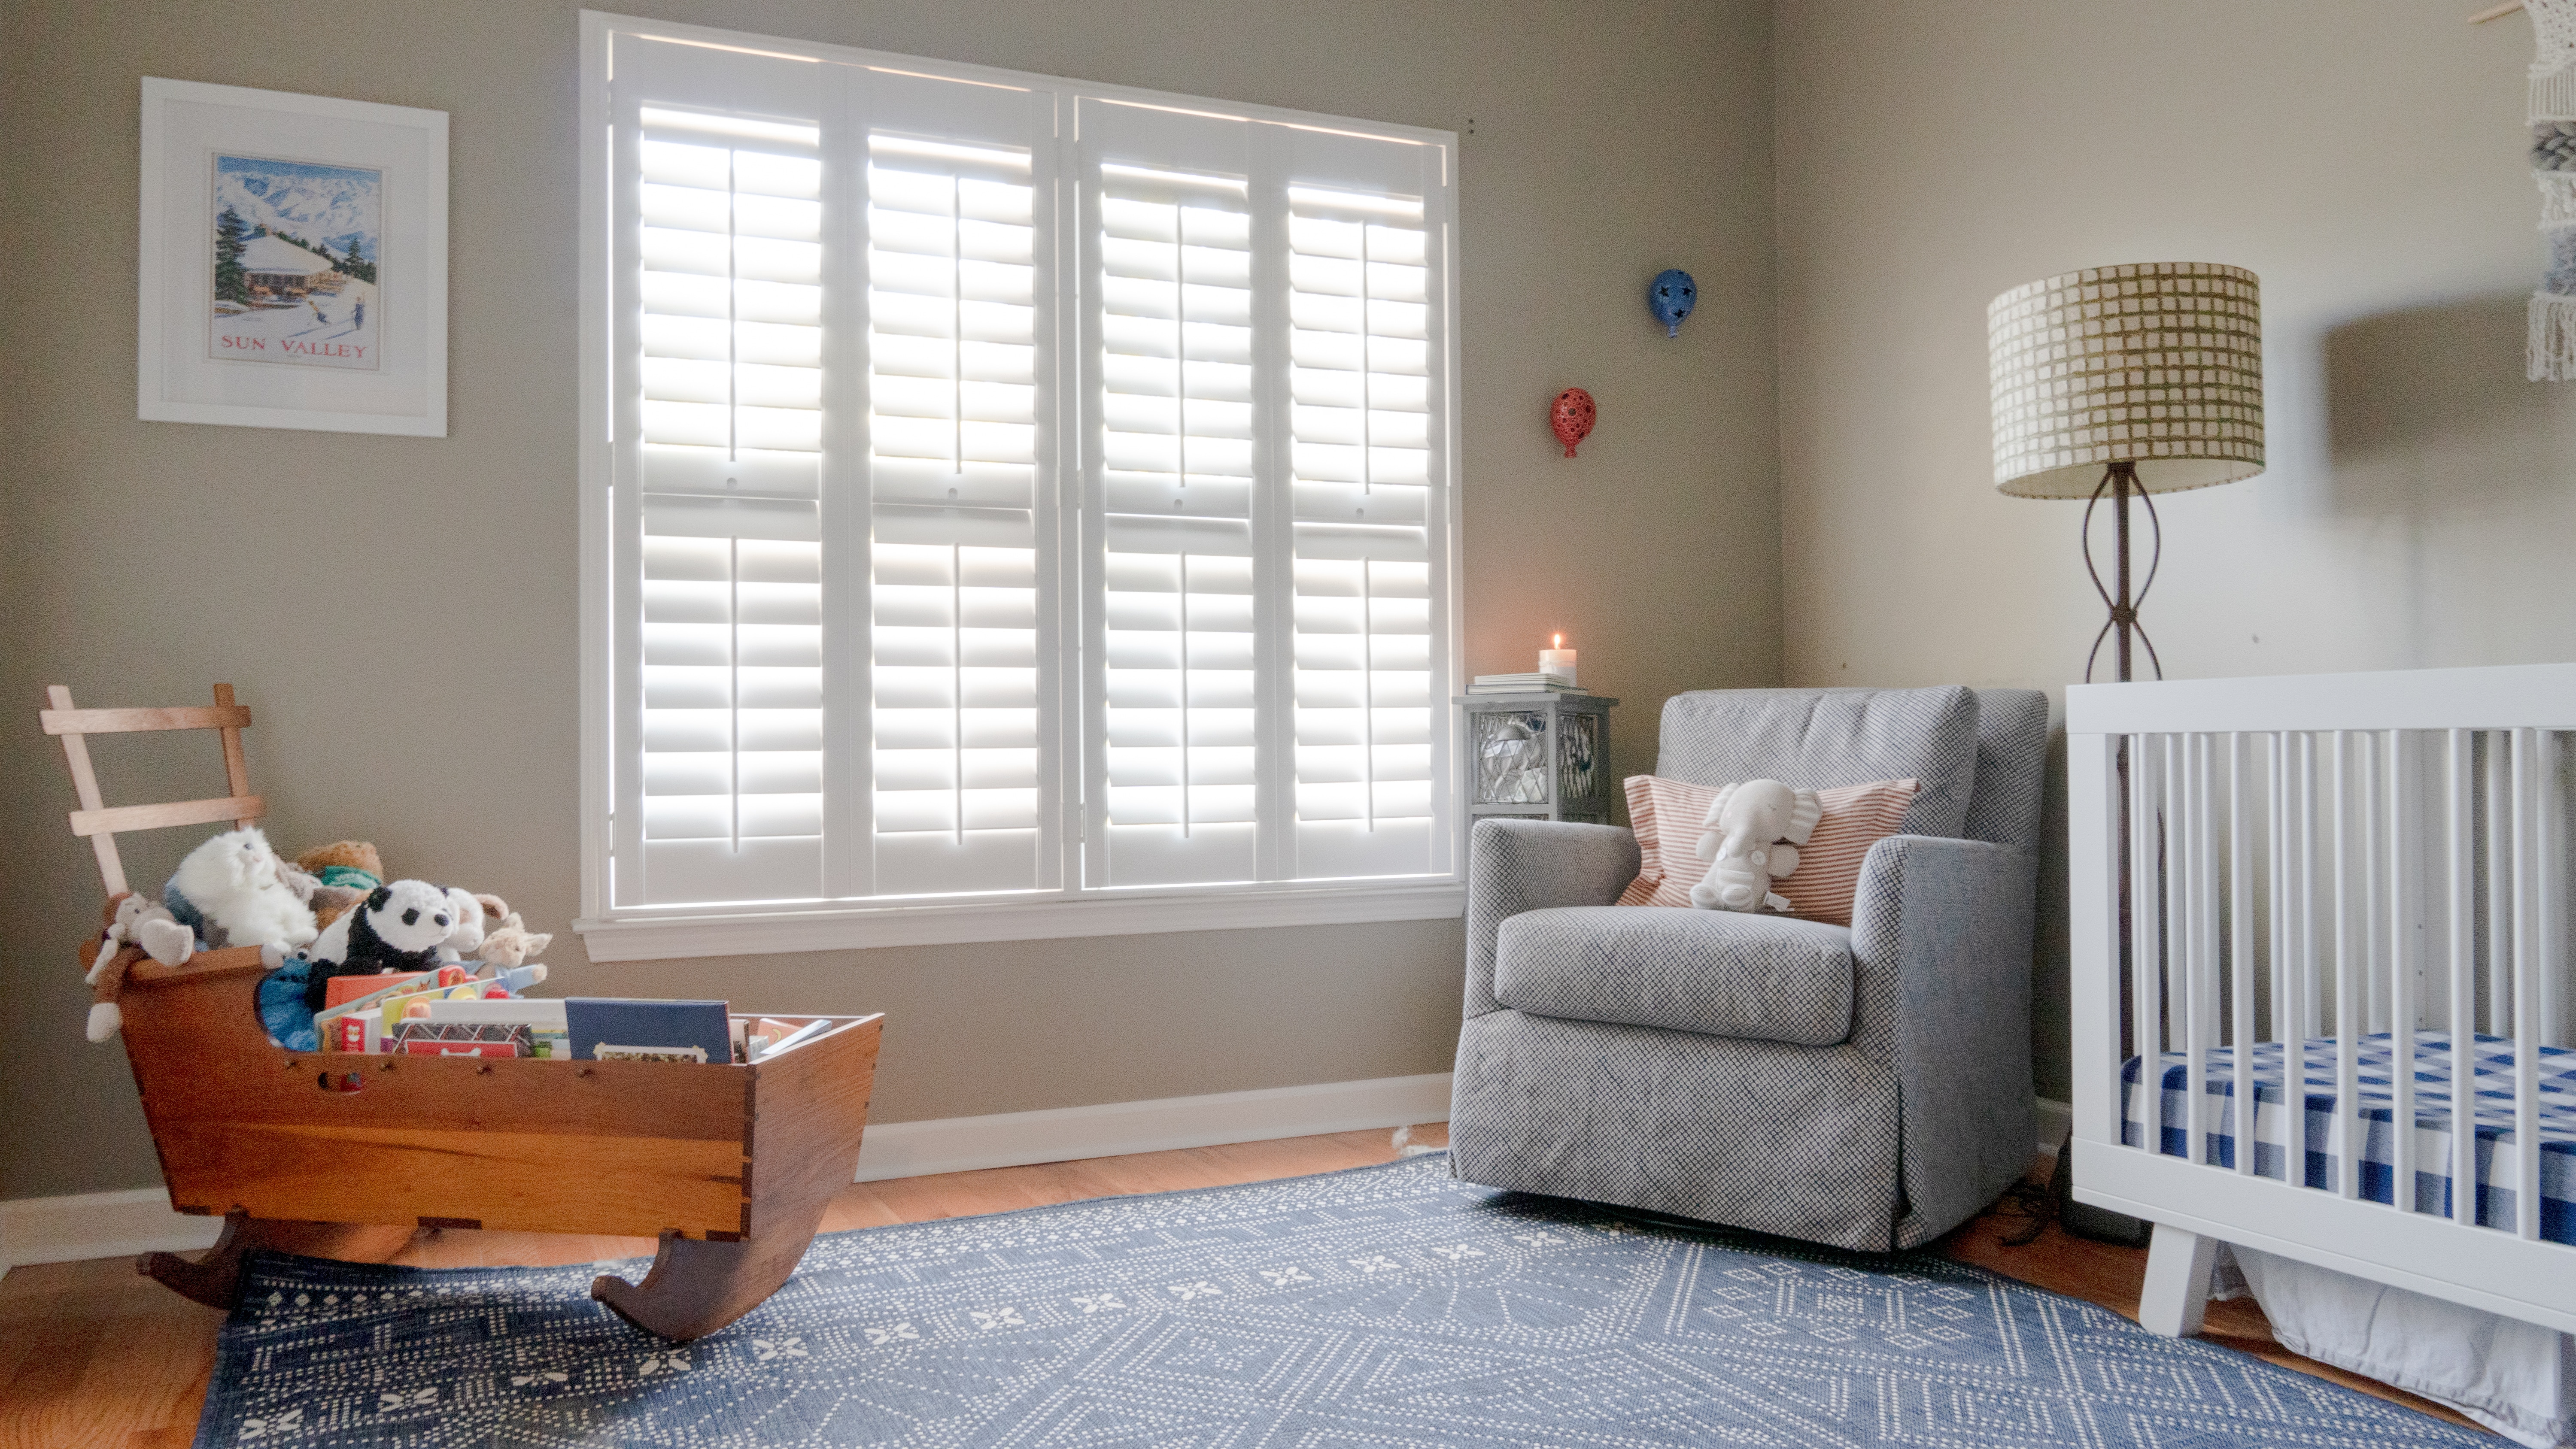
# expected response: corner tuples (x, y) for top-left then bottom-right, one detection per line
(45, 683), (880, 1341)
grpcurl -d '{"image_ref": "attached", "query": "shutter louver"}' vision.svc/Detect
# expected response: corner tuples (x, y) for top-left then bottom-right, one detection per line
(866, 135), (1047, 896)
(1288, 188), (1437, 879)
(633, 106), (828, 904)
(1095, 168), (1262, 886)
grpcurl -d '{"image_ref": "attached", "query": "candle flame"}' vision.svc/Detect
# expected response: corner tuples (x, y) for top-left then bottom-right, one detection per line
(1552, 633), (1562, 649)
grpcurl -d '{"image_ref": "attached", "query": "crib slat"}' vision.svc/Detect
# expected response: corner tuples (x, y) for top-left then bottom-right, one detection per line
(2181, 734), (2207, 1163)
(2488, 733), (2512, 1038)
(2293, 731), (2321, 1185)
(2512, 728), (2543, 1241)
(2172, 734), (2198, 1165)
(2269, 733), (2290, 1049)
(2334, 731), (2363, 1200)
(2230, 733), (2256, 1176)
(2363, 730), (2386, 1036)
(2132, 733), (2163, 1159)
(2299, 732), (2321, 1041)
(2447, 729), (2478, 1225)
(2388, 731), (2417, 1215)
(2542, 732), (2565, 1058)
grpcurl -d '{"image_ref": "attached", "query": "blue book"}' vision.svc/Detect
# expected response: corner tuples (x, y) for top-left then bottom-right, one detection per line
(564, 998), (731, 1064)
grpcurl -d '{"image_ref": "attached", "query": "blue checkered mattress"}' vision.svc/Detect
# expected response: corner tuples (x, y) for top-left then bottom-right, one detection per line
(2119, 1032), (2576, 1246)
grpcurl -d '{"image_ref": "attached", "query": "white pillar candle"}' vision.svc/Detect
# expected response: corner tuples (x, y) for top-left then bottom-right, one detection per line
(1539, 634), (1577, 687)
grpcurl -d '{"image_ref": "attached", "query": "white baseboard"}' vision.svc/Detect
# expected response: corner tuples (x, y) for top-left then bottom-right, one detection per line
(0, 1186), (222, 1272)
(3, 1082), (2061, 1269)
(852, 1071), (1455, 1182)
(2036, 1096), (2073, 1155)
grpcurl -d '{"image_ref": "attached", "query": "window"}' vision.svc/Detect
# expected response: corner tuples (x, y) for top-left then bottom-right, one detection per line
(575, 15), (1460, 958)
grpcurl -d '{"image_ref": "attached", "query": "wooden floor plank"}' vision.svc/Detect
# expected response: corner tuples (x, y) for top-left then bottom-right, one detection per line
(0, 1124), (2494, 1443)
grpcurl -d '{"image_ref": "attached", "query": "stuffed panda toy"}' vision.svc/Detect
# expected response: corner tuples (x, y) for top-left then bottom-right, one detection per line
(301, 879), (457, 1010)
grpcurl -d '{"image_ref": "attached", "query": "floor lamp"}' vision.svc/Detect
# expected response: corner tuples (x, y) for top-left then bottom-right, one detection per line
(1986, 262), (2266, 683)
(1986, 263), (2266, 1236)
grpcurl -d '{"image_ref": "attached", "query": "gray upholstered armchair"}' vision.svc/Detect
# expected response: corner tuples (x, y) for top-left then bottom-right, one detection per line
(1448, 685), (2048, 1252)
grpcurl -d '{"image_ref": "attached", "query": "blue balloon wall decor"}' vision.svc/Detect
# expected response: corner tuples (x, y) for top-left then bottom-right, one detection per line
(1648, 269), (1698, 338)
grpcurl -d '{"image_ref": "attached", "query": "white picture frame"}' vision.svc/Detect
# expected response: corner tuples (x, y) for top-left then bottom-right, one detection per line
(138, 78), (447, 435)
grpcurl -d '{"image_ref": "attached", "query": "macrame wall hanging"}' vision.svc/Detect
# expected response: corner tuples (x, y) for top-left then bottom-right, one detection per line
(2527, 0), (2576, 378)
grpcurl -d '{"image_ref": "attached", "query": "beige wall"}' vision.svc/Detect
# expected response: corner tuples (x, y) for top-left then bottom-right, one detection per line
(1776, 0), (2576, 1098)
(0, 0), (1779, 1198)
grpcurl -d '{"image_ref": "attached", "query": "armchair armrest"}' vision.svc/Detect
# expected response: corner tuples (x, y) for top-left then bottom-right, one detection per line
(1465, 818), (1639, 1018)
(1849, 834), (2039, 1246)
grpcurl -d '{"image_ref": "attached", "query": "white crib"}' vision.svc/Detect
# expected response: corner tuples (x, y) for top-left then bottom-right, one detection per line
(2069, 662), (2576, 1340)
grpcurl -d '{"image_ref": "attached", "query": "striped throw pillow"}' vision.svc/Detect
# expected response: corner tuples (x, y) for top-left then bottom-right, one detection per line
(1616, 774), (1920, 926)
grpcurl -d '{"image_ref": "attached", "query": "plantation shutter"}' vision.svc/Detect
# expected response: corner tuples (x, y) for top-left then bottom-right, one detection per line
(613, 42), (832, 908)
(607, 38), (1057, 909)
(1078, 103), (1452, 890)
(860, 92), (1059, 900)
(1286, 178), (1443, 881)
(594, 19), (1452, 926)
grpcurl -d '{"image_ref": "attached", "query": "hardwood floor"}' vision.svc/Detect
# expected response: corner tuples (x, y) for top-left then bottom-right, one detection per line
(0, 1127), (2487, 1446)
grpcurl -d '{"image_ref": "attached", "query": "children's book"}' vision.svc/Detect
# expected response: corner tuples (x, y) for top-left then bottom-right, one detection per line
(426, 998), (569, 1058)
(389, 1021), (532, 1058)
(565, 999), (730, 1064)
(324, 970), (430, 1009)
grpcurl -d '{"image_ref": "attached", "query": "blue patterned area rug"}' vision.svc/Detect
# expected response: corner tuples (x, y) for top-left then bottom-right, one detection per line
(196, 1155), (2485, 1447)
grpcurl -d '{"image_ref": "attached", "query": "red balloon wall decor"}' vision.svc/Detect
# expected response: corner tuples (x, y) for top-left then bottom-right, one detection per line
(1550, 387), (1596, 458)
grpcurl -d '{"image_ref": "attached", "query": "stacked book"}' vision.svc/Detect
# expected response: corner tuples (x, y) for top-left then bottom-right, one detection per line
(1468, 672), (1590, 696)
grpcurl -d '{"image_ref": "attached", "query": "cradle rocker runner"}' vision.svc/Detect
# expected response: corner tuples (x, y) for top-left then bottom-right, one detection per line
(44, 683), (883, 1341)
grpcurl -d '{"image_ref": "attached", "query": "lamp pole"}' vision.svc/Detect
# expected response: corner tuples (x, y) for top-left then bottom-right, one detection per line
(2088, 460), (2159, 686)
(2088, 457), (2167, 1075)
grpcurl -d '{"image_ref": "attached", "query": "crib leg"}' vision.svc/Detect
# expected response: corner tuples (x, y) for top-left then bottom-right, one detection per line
(590, 1205), (823, 1343)
(2137, 1223), (2220, 1336)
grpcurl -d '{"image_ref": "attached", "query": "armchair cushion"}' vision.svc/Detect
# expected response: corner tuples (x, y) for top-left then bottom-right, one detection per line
(1656, 685), (1981, 840)
(1493, 906), (1854, 1046)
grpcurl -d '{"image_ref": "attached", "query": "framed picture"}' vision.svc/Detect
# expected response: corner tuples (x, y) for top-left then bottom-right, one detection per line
(138, 78), (447, 435)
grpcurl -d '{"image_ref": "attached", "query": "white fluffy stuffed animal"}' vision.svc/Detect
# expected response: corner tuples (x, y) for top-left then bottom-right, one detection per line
(439, 886), (489, 960)
(1689, 779), (1823, 913)
(167, 827), (319, 951)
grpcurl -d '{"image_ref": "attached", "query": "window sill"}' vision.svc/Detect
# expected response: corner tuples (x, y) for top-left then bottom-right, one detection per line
(573, 879), (1467, 962)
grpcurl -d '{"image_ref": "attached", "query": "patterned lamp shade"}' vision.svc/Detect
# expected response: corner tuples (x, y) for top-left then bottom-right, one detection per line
(1986, 262), (2265, 499)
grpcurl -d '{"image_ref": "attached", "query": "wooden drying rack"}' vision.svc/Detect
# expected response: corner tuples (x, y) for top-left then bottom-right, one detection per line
(44, 683), (882, 1340)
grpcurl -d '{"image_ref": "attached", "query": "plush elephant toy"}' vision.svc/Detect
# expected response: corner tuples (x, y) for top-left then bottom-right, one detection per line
(1689, 779), (1823, 913)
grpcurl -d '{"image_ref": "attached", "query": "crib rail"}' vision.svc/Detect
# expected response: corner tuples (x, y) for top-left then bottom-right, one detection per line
(2068, 662), (2576, 1334)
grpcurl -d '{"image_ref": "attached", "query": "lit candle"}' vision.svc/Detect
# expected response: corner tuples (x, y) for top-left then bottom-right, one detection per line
(1538, 633), (1577, 687)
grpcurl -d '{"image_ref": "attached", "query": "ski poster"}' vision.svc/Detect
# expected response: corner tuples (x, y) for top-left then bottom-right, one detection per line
(208, 154), (383, 371)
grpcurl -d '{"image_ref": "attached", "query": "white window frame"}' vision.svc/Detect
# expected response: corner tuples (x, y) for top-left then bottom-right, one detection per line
(574, 12), (1464, 961)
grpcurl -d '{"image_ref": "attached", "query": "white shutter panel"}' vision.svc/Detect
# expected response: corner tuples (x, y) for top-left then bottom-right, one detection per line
(1288, 185), (1440, 879)
(620, 62), (831, 906)
(596, 21), (1453, 925)
(864, 127), (1050, 896)
(1092, 162), (1263, 887)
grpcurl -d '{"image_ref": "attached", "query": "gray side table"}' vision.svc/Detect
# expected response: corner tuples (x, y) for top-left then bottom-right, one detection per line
(1457, 692), (1619, 825)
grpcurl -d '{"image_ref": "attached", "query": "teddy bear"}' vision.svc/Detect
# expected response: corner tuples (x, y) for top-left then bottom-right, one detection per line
(164, 826), (319, 954)
(1689, 779), (1823, 913)
(301, 879), (459, 1010)
(295, 840), (386, 928)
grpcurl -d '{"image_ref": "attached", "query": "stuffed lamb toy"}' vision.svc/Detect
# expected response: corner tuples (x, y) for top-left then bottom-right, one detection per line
(1689, 779), (1822, 912)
